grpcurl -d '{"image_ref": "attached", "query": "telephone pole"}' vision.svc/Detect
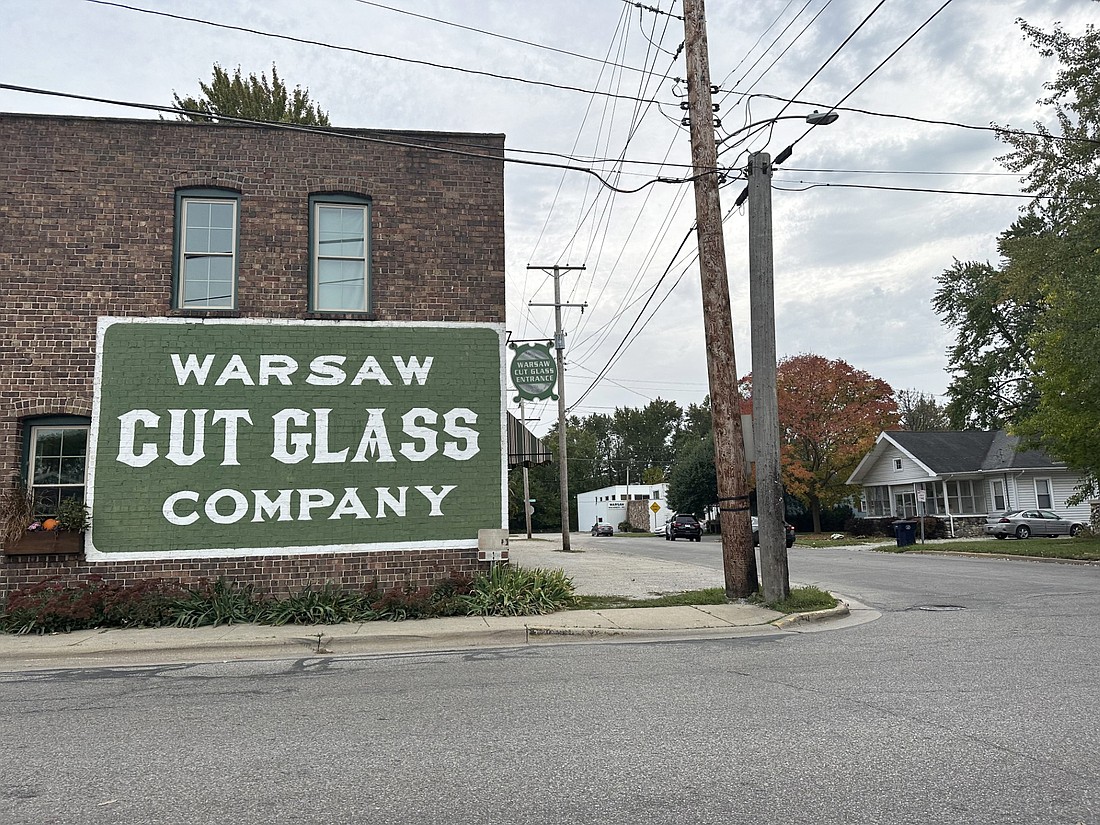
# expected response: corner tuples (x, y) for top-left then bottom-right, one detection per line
(682, 0), (757, 598)
(747, 151), (790, 602)
(528, 264), (586, 553)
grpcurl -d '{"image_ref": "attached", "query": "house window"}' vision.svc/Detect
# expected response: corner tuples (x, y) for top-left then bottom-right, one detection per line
(922, 482), (945, 514)
(1034, 478), (1053, 509)
(311, 195), (371, 311)
(990, 480), (1007, 512)
(893, 458), (903, 471)
(26, 419), (90, 515)
(945, 480), (982, 514)
(175, 189), (239, 309)
(894, 492), (916, 518)
(865, 485), (890, 516)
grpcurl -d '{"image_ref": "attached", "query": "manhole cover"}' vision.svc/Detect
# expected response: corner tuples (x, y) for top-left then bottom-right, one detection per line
(911, 604), (968, 612)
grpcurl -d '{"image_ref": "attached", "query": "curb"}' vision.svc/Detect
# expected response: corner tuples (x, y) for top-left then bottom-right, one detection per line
(771, 600), (851, 630)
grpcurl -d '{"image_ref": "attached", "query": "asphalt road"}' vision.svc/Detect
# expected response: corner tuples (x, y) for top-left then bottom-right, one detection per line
(2, 540), (1097, 824)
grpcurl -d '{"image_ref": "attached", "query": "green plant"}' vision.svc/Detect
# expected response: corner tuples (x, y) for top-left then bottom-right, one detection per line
(55, 498), (90, 533)
(167, 578), (262, 627)
(257, 585), (377, 625)
(461, 564), (576, 616)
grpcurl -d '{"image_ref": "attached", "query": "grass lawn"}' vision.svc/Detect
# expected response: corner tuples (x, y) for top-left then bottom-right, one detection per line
(795, 533), (893, 548)
(883, 535), (1100, 561)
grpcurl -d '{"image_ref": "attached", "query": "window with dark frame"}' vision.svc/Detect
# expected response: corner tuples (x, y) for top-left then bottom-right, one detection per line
(27, 422), (90, 516)
(175, 190), (239, 310)
(311, 195), (371, 312)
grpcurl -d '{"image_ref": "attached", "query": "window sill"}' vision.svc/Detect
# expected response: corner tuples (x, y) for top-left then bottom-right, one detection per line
(302, 311), (377, 321)
(170, 308), (243, 319)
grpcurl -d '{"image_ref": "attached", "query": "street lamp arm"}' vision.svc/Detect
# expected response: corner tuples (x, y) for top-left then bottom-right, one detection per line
(716, 114), (806, 147)
(717, 110), (838, 147)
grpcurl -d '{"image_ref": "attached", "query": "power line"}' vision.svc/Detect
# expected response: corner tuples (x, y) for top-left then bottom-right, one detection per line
(771, 180), (1070, 199)
(787, 0), (956, 152)
(85, 0), (665, 107)
(351, 0), (675, 79)
(782, 166), (1019, 177)
(751, 93), (1100, 147)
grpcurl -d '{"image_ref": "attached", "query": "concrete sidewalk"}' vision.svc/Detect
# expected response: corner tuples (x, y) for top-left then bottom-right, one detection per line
(0, 534), (865, 670)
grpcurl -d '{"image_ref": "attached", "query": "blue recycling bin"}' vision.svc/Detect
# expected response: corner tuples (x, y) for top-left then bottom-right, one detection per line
(892, 520), (917, 547)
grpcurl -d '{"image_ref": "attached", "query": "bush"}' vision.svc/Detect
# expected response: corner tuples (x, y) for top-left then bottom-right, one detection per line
(0, 567), (576, 634)
(461, 565), (576, 616)
(0, 577), (110, 634)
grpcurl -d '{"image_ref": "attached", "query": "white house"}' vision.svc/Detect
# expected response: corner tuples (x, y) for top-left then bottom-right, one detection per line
(577, 483), (670, 533)
(847, 430), (1092, 536)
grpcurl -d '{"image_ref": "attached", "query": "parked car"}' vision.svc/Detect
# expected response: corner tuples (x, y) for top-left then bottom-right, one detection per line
(751, 516), (796, 548)
(665, 514), (702, 542)
(984, 509), (1086, 539)
(591, 523), (614, 537)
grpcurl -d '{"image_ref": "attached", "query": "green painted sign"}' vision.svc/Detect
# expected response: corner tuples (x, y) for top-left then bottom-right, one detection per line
(88, 319), (505, 558)
(510, 343), (558, 402)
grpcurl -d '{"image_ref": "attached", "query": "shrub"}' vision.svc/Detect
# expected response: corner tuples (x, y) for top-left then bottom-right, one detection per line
(461, 564), (576, 616)
(1, 577), (110, 634)
(102, 578), (187, 627)
(166, 578), (262, 628)
(1, 566), (576, 634)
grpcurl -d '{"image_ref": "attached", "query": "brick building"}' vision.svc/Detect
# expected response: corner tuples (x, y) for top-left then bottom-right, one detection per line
(0, 112), (507, 599)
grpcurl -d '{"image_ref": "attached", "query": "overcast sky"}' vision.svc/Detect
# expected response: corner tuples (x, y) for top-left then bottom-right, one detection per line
(2, 0), (1092, 435)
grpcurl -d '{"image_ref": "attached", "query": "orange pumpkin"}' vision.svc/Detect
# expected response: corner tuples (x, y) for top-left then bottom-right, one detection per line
(42, 518), (60, 531)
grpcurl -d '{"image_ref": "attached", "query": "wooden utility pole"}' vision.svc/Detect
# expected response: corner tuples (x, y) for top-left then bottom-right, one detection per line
(528, 264), (586, 552)
(747, 151), (790, 602)
(682, 0), (757, 598)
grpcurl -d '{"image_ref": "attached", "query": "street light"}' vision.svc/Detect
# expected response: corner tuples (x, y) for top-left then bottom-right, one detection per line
(740, 111), (839, 603)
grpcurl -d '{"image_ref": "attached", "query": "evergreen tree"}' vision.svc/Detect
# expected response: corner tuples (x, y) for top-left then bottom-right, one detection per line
(173, 63), (331, 126)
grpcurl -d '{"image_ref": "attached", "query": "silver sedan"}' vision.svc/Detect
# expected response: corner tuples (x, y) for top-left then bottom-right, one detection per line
(984, 509), (1086, 539)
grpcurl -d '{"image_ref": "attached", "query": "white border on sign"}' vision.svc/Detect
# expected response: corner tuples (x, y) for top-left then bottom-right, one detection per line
(85, 316), (508, 561)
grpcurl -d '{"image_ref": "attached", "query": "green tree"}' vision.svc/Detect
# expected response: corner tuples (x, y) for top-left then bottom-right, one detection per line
(172, 63), (331, 125)
(1000, 15), (1100, 503)
(931, 254), (1040, 429)
(666, 436), (716, 516)
(936, 14), (1100, 501)
(611, 399), (682, 481)
(895, 389), (950, 432)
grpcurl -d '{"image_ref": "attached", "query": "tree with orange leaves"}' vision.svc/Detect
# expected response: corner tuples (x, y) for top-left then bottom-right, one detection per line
(764, 354), (899, 533)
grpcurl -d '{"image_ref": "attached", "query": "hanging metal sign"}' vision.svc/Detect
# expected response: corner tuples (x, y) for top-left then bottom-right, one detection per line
(510, 342), (558, 402)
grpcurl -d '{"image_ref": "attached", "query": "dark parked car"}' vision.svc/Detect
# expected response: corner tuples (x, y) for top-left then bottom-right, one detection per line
(751, 516), (796, 548)
(984, 509), (1086, 539)
(665, 514), (702, 542)
(591, 523), (614, 537)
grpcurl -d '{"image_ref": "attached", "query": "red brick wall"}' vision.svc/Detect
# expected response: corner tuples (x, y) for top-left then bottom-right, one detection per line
(0, 113), (505, 597)
(1, 548), (481, 601)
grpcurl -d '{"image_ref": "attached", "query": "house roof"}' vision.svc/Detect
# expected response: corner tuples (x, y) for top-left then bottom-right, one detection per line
(847, 429), (1063, 485)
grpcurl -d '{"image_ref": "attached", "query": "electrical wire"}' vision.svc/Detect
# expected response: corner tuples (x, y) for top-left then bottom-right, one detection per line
(771, 180), (1072, 199)
(351, 0), (675, 79)
(84, 0), (666, 107)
